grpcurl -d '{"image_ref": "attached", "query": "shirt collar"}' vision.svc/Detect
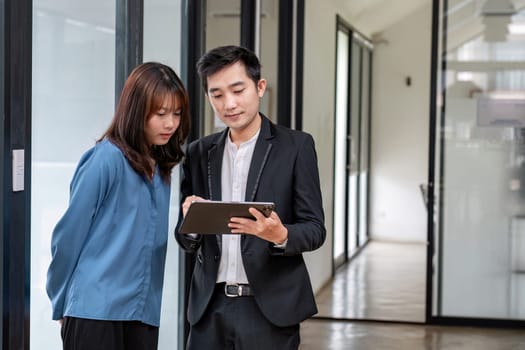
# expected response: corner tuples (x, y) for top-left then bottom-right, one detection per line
(226, 128), (260, 150)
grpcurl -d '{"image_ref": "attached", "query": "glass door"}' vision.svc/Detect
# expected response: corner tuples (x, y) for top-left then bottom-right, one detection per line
(333, 18), (373, 268)
(31, 1), (185, 348)
(432, 0), (525, 321)
(359, 47), (371, 247)
(346, 39), (361, 257)
(203, 0), (242, 135)
(143, 0), (184, 347)
(259, 0), (279, 123)
(31, 1), (116, 348)
(333, 26), (350, 267)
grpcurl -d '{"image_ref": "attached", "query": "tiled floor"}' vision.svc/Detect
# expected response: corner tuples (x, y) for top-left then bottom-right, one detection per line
(300, 319), (525, 350)
(315, 240), (426, 322)
(300, 240), (525, 349)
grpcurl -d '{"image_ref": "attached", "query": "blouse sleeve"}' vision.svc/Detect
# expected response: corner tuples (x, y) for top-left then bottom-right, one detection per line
(45, 143), (117, 320)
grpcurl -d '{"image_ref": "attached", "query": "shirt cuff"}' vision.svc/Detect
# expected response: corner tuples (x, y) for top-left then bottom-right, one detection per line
(273, 238), (288, 249)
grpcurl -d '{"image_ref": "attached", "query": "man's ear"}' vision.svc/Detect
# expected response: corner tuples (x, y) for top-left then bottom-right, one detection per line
(257, 79), (267, 98)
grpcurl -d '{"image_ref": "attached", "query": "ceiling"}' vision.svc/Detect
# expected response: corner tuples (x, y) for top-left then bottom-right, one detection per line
(337, 0), (525, 48)
(35, 0), (525, 48)
(206, 0), (432, 37)
(337, 0), (432, 36)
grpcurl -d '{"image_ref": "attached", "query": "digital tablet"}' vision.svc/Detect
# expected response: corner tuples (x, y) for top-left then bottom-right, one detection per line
(178, 201), (275, 234)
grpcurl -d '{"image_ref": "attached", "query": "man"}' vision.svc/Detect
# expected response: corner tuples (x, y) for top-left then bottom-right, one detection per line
(175, 45), (325, 349)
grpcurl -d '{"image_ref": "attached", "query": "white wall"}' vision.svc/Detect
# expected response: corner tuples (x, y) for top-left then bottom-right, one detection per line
(368, 3), (432, 242)
(302, 1), (433, 293)
(302, 0), (340, 292)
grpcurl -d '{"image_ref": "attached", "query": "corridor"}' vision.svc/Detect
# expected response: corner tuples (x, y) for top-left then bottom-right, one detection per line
(300, 241), (525, 349)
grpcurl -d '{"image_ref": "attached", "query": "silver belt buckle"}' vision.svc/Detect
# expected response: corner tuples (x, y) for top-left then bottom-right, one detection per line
(225, 283), (241, 297)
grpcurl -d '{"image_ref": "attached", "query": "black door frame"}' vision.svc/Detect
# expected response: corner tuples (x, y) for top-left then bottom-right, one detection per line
(1, 0), (32, 349)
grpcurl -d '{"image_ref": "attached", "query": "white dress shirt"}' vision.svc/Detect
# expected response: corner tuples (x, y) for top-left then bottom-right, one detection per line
(216, 130), (259, 284)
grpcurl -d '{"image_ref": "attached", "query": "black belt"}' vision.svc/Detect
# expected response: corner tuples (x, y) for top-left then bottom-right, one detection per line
(219, 283), (254, 297)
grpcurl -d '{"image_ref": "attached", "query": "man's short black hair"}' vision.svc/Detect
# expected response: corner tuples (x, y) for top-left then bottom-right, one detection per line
(196, 45), (261, 92)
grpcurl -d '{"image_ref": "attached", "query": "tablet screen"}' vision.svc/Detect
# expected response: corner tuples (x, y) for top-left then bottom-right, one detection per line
(178, 201), (275, 234)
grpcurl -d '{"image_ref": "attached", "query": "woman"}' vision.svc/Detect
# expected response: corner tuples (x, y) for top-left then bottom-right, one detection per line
(46, 62), (190, 350)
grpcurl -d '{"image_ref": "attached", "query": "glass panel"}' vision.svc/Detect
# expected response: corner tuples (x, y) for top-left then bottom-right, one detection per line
(347, 41), (361, 257)
(436, 0), (525, 319)
(31, 1), (116, 348)
(359, 48), (371, 246)
(334, 29), (350, 265)
(204, 0), (242, 135)
(260, 0), (279, 123)
(143, 0), (182, 347)
(432, 0), (446, 318)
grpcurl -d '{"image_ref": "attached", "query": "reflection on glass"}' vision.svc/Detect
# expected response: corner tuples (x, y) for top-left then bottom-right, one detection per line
(31, 1), (115, 349)
(143, 0), (182, 348)
(204, 0), (241, 135)
(334, 29), (350, 265)
(259, 0), (279, 122)
(438, 1), (525, 320)
(359, 49), (371, 246)
(347, 41), (361, 256)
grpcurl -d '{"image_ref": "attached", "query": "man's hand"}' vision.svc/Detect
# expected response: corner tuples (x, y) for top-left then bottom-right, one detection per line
(182, 195), (205, 217)
(228, 207), (288, 245)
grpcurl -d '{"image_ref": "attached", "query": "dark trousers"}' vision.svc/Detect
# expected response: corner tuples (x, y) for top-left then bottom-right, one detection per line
(187, 284), (300, 350)
(61, 317), (159, 350)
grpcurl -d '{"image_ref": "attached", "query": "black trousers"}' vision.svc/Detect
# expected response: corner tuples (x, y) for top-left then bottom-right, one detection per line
(187, 284), (300, 350)
(61, 317), (159, 350)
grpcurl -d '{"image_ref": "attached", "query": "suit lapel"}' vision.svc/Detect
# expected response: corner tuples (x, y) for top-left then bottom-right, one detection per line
(242, 116), (275, 248)
(207, 131), (228, 250)
(245, 115), (275, 201)
(207, 131), (227, 201)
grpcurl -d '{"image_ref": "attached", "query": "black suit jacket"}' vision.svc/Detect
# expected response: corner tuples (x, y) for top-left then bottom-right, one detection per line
(175, 115), (326, 327)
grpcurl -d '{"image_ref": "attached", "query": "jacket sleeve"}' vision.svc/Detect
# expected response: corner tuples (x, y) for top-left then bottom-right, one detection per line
(272, 134), (326, 256)
(45, 147), (115, 320)
(174, 143), (203, 253)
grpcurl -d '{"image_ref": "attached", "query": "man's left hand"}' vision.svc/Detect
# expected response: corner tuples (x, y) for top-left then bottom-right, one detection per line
(228, 207), (288, 245)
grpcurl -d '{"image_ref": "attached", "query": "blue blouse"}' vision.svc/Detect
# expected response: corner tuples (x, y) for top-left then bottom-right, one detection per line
(46, 139), (171, 327)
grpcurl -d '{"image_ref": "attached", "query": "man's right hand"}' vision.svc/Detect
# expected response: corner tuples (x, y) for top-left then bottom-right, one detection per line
(182, 195), (205, 217)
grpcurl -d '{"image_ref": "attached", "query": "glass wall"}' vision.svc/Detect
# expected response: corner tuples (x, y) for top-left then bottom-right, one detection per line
(203, 0), (242, 135)
(333, 18), (373, 267)
(434, 0), (525, 320)
(359, 47), (371, 246)
(201, 0), (280, 131)
(31, 1), (116, 348)
(143, 0), (182, 347)
(259, 0), (279, 122)
(31, 0), (183, 348)
(333, 28), (350, 266)
(347, 39), (361, 257)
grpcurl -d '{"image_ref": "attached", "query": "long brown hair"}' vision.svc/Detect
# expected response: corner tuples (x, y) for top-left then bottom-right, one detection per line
(100, 62), (190, 182)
